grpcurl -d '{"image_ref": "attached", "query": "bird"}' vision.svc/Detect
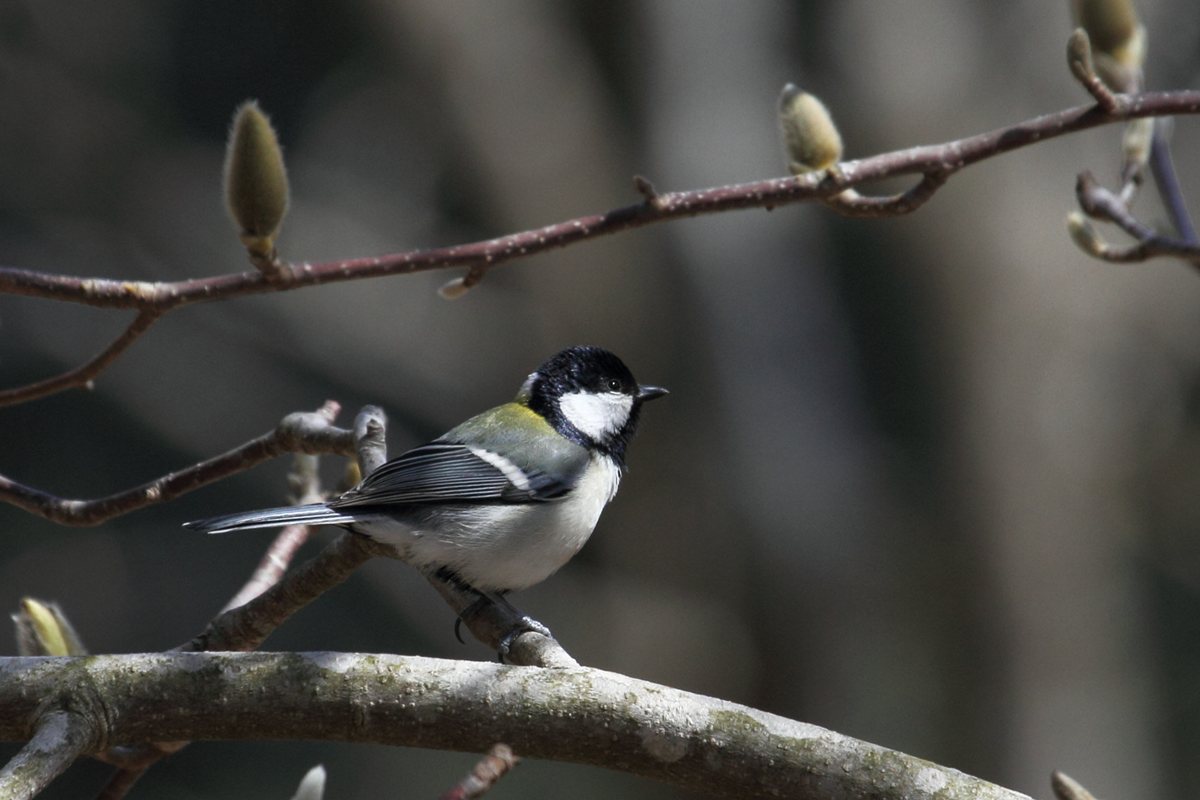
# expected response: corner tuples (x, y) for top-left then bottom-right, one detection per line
(185, 345), (667, 652)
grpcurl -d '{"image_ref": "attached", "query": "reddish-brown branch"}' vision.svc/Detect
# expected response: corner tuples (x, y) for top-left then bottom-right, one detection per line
(439, 744), (520, 800)
(823, 171), (949, 218)
(1076, 170), (1200, 266)
(0, 90), (1196, 313)
(0, 401), (351, 526)
(0, 90), (1197, 408)
(0, 310), (162, 407)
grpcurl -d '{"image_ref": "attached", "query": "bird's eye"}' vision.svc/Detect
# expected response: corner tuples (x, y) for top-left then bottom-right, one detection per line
(607, 378), (622, 391)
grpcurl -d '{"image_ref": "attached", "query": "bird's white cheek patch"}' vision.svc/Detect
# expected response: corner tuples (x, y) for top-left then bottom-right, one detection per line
(558, 391), (633, 441)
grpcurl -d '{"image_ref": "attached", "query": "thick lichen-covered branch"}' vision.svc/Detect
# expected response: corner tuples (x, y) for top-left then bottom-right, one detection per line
(0, 652), (1032, 800)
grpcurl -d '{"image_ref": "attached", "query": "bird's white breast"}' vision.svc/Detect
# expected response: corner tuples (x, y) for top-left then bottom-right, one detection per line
(355, 453), (622, 592)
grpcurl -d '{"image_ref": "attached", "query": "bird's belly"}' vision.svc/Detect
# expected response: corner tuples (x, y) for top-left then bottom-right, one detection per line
(356, 455), (621, 592)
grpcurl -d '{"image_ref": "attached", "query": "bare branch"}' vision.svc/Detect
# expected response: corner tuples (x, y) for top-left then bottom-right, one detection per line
(353, 405), (389, 476)
(0, 652), (1033, 800)
(183, 531), (390, 652)
(95, 766), (148, 800)
(0, 90), (1195, 314)
(1149, 119), (1198, 244)
(438, 744), (519, 800)
(0, 310), (162, 407)
(0, 90), (1196, 406)
(1075, 171), (1200, 266)
(822, 172), (949, 218)
(0, 401), (350, 526)
(1066, 29), (1120, 113)
(0, 711), (96, 800)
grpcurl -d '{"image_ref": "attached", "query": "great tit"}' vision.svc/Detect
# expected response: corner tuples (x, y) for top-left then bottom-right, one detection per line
(185, 346), (666, 643)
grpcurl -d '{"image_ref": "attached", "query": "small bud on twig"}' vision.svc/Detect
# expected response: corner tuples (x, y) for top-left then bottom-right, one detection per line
(224, 100), (291, 267)
(1071, 0), (1145, 91)
(12, 597), (87, 656)
(1050, 770), (1097, 800)
(778, 83), (843, 175)
(438, 266), (486, 300)
(438, 276), (472, 300)
(1066, 30), (1118, 112)
(1072, 0), (1138, 59)
(1121, 117), (1154, 175)
(289, 765), (326, 800)
(1066, 211), (1106, 257)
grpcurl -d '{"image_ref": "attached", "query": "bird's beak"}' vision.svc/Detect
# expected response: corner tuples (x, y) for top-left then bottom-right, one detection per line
(637, 385), (669, 402)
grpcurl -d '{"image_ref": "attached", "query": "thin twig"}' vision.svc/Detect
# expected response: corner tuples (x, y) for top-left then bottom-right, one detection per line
(220, 525), (313, 613)
(1066, 29), (1119, 113)
(353, 405), (389, 476)
(185, 407), (392, 652)
(1075, 171), (1200, 266)
(0, 90), (1198, 407)
(0, 401), (350, 526)
(184, 532), (389, 652)
(0, 711), (97, 800)
(823, 172), (949, 218)
(0, 90), (1195, 314)
(438, 744), (520, 800)
(0, 309), (162, 407)
(1149, 119), (1198, 244)
(95, 765), (149, 800)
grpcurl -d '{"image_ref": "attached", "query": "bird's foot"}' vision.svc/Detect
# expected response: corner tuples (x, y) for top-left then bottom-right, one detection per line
(497, 615), (553, 662)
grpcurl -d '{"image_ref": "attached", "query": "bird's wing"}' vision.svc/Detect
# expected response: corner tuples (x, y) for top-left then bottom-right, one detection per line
(329, 442), (573, 508)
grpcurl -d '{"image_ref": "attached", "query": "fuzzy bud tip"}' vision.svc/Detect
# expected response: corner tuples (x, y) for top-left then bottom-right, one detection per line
(224, 100), (290, 253)
(778, 83), (843, 175)
(438, 276), (472, 300)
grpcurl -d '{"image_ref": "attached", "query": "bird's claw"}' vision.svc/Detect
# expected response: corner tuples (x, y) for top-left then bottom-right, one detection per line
(497, 615), (552, 662)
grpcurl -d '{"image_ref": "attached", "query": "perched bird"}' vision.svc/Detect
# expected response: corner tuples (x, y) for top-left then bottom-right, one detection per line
(185, 346), (666, 649)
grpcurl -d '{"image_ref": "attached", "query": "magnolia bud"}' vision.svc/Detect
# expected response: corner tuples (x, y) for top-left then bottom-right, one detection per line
(1071, 0), (1145, 89)
(778, 83), (843, 175)
(438, 276), (472, 300)
(1067, 29), (1098, 87)
(224, 100), (290, 256)
(290, 765), (327, 800)
(1072, 0), (1137, 56)
(1122, 117), (1154, 171)
(1066, 211), (1104, 257)
(12, 598), (86, 656)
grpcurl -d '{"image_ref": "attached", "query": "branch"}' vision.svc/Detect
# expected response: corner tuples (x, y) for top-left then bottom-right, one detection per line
(0, 652), (1032, 800)
(1074, 171), (1200, 265)
(438, 744), (519, 800)
(0, 401), (350, 525)
(2, 92), (1194, 311)
(90, 407), (393, 797)
(0, 310), (162, 406)
(183, 531), (390, 652)
(17, 92), (1200, 309)
(425, 575), (578, 668)
(1149, 119), (1198, 244)
(1, 90), (1197, 406)
(0, 711), (97, 800)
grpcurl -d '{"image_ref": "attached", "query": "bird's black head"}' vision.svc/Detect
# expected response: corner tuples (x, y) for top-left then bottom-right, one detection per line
(520, 346), (667, 464)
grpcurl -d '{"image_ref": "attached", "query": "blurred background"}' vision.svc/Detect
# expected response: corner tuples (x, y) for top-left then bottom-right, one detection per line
(2, 1), (1200, 798)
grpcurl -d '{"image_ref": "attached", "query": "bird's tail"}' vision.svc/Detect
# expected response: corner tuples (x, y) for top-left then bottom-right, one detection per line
(183, 503), (358, 535)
